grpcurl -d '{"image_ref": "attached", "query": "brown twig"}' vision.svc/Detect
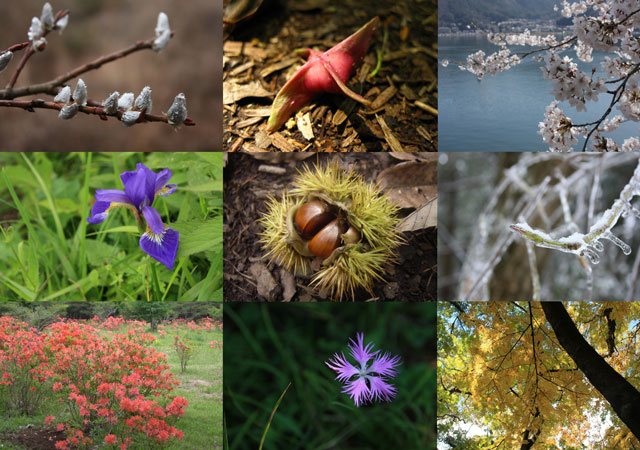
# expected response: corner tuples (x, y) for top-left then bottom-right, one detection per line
(4, 42), (30, 54)
(0, 98), (196, 126)
(0, 32), (173, 100)
(5, 9), (70, 90)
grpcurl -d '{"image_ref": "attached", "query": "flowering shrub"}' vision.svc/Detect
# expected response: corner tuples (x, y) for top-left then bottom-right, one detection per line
(208, 340), (223, 350)
(174, 335), (193, 373)
(46, 322), (186, 448)
(0, 316), (189, 448)
(0, 317), (53, 415)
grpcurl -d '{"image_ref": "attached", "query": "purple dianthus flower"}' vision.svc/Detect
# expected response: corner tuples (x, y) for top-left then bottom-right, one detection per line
(87, 163), (179, 270)
(325, 332), (401, 407)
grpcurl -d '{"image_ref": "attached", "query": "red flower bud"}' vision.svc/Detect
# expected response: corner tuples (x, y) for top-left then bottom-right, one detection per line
(267, 17), (379, 132)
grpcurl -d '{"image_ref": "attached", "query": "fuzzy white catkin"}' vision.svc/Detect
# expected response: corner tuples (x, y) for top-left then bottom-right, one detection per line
(72, 79), (87, 106)
(153, 12), (171, 52)
(134, 86), (152, 113)
(121, 110), (141, 127)
(102, 92), (120, 114)
(54, 86), (71, 103)
(41, 2), (54, 28)
(118, 92), (134, 110)
(0, 51), (12, 72)
(54, 15), (68, 34)
(28, 17), (43, 42)
(167, 93), (187, 127)
(58, 103), (78, 120)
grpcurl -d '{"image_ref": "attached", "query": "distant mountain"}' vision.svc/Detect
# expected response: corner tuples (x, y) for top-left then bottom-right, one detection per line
(439, 0), (562, 25)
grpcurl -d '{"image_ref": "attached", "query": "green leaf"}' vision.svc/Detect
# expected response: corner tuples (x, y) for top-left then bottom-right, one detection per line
(85, 239), (122, 266)
(88, 225), (139, 236)
(172, 217), (223, 258)
(180, 181), (223, 193)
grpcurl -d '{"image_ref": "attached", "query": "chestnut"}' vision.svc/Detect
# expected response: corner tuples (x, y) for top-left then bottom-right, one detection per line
(294, 200), (334, 240)
(308, 219), (348, 258)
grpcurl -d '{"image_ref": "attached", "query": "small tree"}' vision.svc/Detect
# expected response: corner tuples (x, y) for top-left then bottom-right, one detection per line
(174, 335), (193, 373)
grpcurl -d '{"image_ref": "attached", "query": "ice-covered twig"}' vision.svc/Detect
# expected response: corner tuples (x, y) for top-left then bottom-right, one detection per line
(511, 159), (640, 265)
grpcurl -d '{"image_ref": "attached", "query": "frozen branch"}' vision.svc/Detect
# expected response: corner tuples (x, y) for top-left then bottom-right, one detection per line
(511, 159), (640, 264)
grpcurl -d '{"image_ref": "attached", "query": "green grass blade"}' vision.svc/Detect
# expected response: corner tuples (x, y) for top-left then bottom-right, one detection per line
(1, 168), (40, 248)
(20, 153), (66, 244)
(259, 382), (292, 450)
(0, 273), (36, 300)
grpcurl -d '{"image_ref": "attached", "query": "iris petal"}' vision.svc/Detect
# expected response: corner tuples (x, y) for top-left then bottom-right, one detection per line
(154, 168), (173, 194)
(139, 227), (179, 270)
(142, 205), (165, 235)
(87, 201), (111, 224)
(94, 189), (131, 204)
(121, 163), (155, 208)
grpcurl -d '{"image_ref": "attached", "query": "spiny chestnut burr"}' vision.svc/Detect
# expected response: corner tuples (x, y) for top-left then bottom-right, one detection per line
(259, 162), (402, 300)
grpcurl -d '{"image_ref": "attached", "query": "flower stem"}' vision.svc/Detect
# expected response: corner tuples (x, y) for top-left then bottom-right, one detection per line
(149, 261), (161, 301)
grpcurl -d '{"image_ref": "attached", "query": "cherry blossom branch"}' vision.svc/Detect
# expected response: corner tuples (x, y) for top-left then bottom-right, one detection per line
(573, 63), (640, 151)
(5, 9), (69, 90)
(0, 98), (196, 126)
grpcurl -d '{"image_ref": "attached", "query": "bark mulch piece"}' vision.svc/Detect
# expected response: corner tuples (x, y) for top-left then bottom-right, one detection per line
(223, 0), (437, 152)
(0, 425), (67, 450)
(223, 153), (437, 301)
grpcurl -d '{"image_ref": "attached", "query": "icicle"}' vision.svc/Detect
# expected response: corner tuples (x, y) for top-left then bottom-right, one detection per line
(591, 240), (604, 252)
(600, 231), (631, 255)
(581, 247), (600, 265)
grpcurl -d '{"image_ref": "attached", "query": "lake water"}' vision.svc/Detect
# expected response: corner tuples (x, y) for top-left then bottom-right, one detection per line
(438, 34), (638, 151)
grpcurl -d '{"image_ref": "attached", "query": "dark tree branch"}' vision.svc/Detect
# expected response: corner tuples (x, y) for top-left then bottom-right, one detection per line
(541, 302), (640, 440)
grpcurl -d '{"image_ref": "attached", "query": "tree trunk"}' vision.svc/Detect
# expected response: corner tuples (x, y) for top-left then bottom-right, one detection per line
(541, 302), (640, 439)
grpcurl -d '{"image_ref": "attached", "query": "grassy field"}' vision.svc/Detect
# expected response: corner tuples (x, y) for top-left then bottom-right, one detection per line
(0, 322), (223, 450)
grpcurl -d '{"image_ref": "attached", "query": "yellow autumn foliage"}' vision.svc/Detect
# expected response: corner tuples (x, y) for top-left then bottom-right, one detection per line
(438, 301), (640, 448)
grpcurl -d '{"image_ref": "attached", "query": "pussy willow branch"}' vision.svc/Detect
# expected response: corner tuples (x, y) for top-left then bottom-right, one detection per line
(0, 32), (173, 100)
(0, 98), (196, 126)
(5, 9), (70, 90)
(4, 42), (30, 54)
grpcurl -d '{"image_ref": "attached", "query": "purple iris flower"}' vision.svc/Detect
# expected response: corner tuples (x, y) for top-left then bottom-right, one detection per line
(87, 163), (179, 270)
(325, 332), (401, 407)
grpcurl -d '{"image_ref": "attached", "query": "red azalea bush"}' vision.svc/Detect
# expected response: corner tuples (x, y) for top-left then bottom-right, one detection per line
(0, 317), (53, 415)
(208, 340), (223, 349)
(0, 317), (188, 449)
(46, 321), (187, 449)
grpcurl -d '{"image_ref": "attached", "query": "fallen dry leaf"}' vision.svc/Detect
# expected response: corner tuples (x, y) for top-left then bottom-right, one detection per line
(223, 81), (273, 105)
(377, 160), (437, 208)
(398, 197), (437, 232)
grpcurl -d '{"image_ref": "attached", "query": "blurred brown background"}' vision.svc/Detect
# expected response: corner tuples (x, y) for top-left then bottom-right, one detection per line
(0, 0), (222, 151)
